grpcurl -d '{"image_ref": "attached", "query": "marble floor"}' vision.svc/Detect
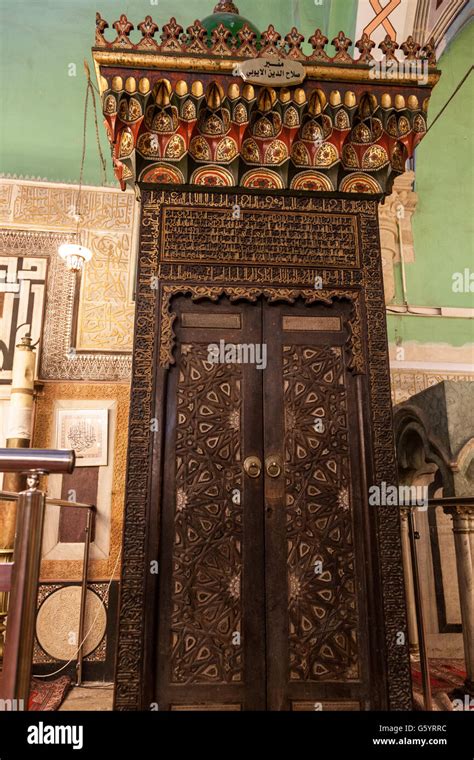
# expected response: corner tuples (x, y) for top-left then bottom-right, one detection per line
(59, 682), (114, 711)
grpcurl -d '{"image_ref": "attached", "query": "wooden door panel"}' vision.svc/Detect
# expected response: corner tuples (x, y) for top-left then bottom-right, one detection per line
(156, 296), (266, 710)
(156, 296), (377, 710)
(263, 300), (373, 710)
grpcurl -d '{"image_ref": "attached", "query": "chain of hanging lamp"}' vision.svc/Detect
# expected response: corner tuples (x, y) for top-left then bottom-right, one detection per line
(59, 61), (108, 271)
(75, 60), (108, 228)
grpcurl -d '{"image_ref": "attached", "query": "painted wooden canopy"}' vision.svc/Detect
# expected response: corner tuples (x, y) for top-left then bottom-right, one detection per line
(93, 3), (440, 195)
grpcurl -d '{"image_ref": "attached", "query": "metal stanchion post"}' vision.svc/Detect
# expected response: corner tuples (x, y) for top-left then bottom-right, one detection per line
(0, 448), (75, 709)
(76, 507), (94, 686)
(1, 474), (45, 708)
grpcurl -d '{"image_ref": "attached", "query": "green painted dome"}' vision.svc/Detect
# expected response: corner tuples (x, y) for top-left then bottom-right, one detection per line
(201, 1), (260, 46)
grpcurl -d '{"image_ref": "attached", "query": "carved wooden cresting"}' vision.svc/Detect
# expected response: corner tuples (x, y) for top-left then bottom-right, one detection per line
(92, 6), (439, 711)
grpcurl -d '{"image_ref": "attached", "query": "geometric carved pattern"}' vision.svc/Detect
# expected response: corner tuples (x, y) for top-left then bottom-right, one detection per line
(34, 583), (110, 665)
(159, 284), (365, 375)
(171, 344), (243, 684)
(114, 191), (412, 711)
(284, 345), (358, 681)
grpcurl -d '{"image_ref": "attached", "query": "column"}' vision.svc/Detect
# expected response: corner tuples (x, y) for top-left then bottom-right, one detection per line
(400, 508), (420, 655)
(444, 505), (474, 695)
(0, 334), (37, 546)
(0, 334), (37, 657)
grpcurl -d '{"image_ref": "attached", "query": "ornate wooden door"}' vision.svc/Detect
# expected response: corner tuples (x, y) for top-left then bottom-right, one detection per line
(262, 300), (372, 711)
(156, 295), (266, 710)
(156, 295), (375, 711)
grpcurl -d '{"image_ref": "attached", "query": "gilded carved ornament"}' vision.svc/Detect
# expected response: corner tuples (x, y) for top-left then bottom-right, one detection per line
(158, 284), (365, 374)
(92, 14), (439, 195)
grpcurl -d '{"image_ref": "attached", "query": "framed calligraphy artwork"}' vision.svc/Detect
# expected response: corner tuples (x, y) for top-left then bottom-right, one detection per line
(55, 408), (109, 467)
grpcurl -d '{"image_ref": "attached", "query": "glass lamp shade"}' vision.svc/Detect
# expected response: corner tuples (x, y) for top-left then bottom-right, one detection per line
(201, 4), (260, 47)
(58, 243), (93, 272)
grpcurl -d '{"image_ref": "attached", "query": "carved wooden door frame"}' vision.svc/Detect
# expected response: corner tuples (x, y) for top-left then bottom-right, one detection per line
(113, 188), (412, 711)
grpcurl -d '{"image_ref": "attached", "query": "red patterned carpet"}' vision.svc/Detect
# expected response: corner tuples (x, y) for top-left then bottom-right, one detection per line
(411, 658), (470, 710)
(1, 663), (470, 711)
(28, 676), (72, 711)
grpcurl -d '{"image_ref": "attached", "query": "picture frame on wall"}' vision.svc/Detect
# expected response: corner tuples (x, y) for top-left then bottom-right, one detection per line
(56, 408), (109, 467)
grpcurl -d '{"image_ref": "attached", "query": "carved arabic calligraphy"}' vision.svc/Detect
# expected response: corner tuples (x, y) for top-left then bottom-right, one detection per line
(160, 207), (359, 268)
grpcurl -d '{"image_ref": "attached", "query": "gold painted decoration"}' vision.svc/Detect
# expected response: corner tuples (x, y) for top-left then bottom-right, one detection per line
(104, 94), (117, 115)
(241, 138), (260, 164)
(118, 130), (134, 158)
(253, 113), (282, 138)
(216, 137), (239, 163)
(386, 114), (399, 137)
(233, 103), (248, 124)
(342, 144), (359, 169)
(164, 134), (186, 160)
(201, 112), (230, 136)
(140, 163), (184, 184)
(127, 97), (143, 121)
(99, 78), (436, 194)
(182, 99), (197, 121)
(118, 96), (142, 123)
(189, 135), (211, 161)
(335, 110), (350, 130)
(340, 173), (382, 194)
(290, 171), (334, 192)
(351, 123), (373, 144)
(137, 132), (160, 158)
(264, 139), (288, 165)
(240, 169), (284, 190)
(397, 116), (411, 135)
(301, 121), (324, 142)
(314, 143), (338, 168)
(391, 143), (405, 172)
(94, 17), (439, 195)
(283, 106), (300, 128)
(413, 114), (427, 133)
(190, 166), (234, 186)
(291, 142), (311, 167)
(121, 166), (133, 181)
(362, 145), (389, 170)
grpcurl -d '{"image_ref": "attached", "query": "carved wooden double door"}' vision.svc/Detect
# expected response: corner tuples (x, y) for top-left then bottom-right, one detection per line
(156, 294), (376, 711)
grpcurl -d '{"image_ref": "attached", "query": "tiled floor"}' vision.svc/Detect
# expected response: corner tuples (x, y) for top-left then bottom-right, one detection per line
(59, 682), (114, 711)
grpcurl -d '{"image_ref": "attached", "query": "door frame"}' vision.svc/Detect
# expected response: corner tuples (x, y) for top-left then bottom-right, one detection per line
(113, 188), (412, 711)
